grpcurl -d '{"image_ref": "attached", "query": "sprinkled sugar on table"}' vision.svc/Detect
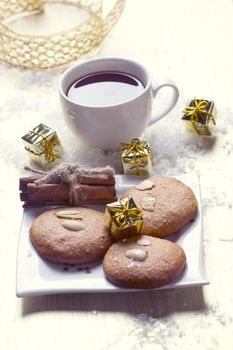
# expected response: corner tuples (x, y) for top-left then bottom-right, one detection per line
(0, 0), (233, 349)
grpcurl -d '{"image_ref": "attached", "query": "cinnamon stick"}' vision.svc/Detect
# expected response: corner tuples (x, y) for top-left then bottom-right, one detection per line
(20, 183), (116, 203)
(19, 166), (116, 207)
(21, 183), (69, 201)
(19, 176), (41, 191)
(19, 173), (115, 190)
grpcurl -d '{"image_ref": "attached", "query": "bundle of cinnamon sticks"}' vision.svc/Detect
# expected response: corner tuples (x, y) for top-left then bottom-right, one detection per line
(19, 166), (117, 207)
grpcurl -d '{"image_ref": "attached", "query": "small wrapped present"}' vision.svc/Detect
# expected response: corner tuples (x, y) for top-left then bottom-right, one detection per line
(105, 196), (143, 241)
(22, 123), (63, 168)
(121, 138), (154, 176)
(182, 98), (216, 136)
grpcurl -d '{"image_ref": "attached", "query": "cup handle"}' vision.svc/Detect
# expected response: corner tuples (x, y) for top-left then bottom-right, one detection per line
(148, 78), (179, 126)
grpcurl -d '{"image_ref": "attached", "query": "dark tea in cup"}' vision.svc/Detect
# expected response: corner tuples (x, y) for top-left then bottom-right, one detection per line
(67, 72), (144, 107)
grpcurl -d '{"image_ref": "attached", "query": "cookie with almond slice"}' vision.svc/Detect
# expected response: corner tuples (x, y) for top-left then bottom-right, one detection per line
(29, 207), (112, 264)
(121, 176), (198, 238)
(103, 236), (186, 288)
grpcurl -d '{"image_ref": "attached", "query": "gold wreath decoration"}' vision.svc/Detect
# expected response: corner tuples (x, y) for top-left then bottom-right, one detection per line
(0, 0), (126, 69)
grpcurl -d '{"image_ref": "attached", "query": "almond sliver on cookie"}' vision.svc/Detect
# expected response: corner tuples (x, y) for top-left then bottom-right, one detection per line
(61, 220), (86, 231)
(136, 236), (151, 246)
(56, 209), (82, 220)
(141, 196), (155, 211)
(136, 180), (155, 191)
(125, 248), (147, 261)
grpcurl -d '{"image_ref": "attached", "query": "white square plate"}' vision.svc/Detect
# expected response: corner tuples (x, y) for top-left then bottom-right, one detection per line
(16, 173), (208, 297)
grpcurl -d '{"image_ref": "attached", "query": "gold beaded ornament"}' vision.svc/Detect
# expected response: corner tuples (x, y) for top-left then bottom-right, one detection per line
(0, 0), (126, 69)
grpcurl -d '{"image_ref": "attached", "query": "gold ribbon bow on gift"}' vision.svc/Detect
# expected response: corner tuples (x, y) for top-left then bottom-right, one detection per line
(182, 98), (216, 125)
(26, 130), (62, 163)
(121, 138), (151, 175)
(122, 138), (147, 158)
(108, 197), (143, 230)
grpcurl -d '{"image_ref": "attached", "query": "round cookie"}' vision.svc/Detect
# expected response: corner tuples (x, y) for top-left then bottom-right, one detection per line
(103, 235), (186, 288)
(30, 207), (113, 264)
(122, 176), (198, 238)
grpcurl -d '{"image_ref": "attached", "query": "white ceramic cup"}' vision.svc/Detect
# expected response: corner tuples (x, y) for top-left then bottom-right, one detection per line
(59, 57), (179, 149)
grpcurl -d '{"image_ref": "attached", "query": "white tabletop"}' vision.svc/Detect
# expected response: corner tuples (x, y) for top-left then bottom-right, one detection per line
(0, 0), (233, 349)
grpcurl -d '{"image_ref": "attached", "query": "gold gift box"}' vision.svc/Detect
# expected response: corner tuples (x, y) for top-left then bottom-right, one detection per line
(105, 196), (143, 241)
(121, 138), (154, 176)
(182, 98), (216, 136)
(22, 123), (63, 168)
